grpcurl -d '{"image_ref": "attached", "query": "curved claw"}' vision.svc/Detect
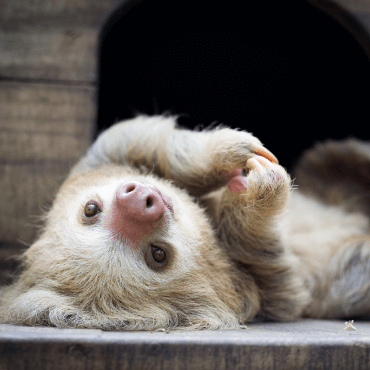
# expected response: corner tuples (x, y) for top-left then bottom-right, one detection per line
(251, 144), (279, 164)
(247, 156), (272, 172)
(247, 158), (264, 172)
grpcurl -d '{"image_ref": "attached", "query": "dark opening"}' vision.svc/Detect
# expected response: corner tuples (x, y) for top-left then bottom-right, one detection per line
(98, 0), (370, 170)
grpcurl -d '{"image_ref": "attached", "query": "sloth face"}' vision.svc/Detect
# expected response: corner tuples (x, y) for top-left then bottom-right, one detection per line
(8, 165), (240, 330)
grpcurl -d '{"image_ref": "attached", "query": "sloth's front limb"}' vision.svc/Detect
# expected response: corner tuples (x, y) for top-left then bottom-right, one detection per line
(203, 157), (309, 321)
(70, 115), (276, 196)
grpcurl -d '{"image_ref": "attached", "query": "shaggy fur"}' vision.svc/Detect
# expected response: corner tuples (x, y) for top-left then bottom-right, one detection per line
(1, 115), (370, 330)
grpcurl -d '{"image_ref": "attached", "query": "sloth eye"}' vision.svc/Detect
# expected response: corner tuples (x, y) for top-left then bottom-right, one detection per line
(151, 245), (166, 263)
(84, 202), (101, 218)
(145, 244), (172, 270)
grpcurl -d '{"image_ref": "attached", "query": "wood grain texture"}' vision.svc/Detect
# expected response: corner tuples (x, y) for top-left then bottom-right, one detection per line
(1, 320), (370, 370)
(0, 0), (128, 82)
(0, 28), (98, 82)
(0, 81), (95, 247)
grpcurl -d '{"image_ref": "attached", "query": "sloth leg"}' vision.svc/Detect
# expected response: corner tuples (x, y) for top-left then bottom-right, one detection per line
(307, 236), (370, 319)
(294, 139), (370, 214)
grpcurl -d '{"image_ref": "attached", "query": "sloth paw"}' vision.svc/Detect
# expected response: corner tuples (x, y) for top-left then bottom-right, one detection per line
(225, 154), (290, 213)
(209, 129), (278, 175)
(226, 156), (282, 194)
(245, 155), (290, 202)
(246, 155), (284, 184)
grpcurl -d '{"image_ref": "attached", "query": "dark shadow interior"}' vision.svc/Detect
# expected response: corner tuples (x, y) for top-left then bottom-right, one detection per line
(98, 0), (370, 170)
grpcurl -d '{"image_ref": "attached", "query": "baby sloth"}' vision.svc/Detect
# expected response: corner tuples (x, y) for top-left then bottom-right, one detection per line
(1, 115), (370, 330)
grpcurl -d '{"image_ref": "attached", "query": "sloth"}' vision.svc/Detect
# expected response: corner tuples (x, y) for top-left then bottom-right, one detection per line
(1, 115), (370, 330)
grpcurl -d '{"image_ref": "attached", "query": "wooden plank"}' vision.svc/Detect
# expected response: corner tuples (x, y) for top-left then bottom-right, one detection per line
(0, 81), (95, 246)
(0, 28), (98, 83)
(0, 81), (94, 134)
(0, 0), (126, 82)
(1, 320), (370, 370)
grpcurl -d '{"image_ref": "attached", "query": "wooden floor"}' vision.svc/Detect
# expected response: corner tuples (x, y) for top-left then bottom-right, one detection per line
(1, 319), (370, 370)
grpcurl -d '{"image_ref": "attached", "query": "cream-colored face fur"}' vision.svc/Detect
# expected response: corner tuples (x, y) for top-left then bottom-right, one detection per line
(48, 168), (201, 279)
(1, 165), (240, 330)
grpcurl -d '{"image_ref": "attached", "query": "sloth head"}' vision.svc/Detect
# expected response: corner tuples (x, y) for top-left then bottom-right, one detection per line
(0, 165), (243, 330)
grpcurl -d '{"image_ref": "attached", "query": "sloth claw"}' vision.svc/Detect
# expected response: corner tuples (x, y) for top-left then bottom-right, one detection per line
(247, 156), (272, 172)
(251, 144), (278, 164)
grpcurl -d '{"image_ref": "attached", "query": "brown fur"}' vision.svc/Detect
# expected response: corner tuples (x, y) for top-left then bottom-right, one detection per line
(1, 115), (370, 330)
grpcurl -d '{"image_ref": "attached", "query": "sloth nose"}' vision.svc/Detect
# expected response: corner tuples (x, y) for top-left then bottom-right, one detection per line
(115, 182), (165, 223)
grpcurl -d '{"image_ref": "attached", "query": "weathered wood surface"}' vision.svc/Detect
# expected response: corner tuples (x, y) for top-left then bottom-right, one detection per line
(0, 0), (132, 282)
(1, 319), (370, 370)
(0, 0), (127, 82)
(0, 81), (95, 246)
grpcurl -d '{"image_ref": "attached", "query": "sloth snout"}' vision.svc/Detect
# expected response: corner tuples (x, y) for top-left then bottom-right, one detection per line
(115, 182), (165, 223)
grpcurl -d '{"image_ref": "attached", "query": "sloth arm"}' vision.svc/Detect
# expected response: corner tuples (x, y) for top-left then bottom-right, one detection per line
(70, 115), (273, 196)
(201, 157), (310, 321)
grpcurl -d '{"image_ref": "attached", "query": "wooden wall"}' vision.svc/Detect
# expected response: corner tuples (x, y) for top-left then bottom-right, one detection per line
(0, 0), (370, 284)
(0, 0), (128, 282)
